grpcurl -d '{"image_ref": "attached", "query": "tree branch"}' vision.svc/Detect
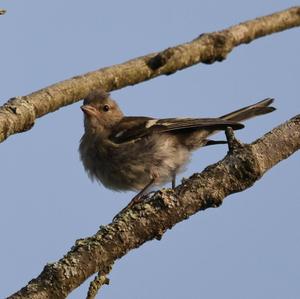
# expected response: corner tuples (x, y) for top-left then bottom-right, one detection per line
(0, 6), (299, 143)
(8, 115), (300, 299)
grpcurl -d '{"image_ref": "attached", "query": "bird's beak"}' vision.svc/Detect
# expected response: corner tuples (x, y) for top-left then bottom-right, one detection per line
(81, 105), (98, 118)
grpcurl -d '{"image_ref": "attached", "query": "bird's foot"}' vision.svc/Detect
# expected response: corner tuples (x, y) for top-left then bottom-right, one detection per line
(113, 192), (152, 221)
(112, 178), (156, 221)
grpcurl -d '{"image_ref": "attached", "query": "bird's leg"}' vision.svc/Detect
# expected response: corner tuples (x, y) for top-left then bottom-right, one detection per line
(113, 177), (156, 221)
(172, 174), (176, 189)
(127, 178), (155, 208)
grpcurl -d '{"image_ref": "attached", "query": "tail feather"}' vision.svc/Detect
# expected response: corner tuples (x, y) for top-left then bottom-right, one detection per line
(180, 98), (275, 151)
(221, 98), (276, 122)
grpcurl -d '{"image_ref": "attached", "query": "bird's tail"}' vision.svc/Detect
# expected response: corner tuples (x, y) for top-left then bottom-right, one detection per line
(220, 98), (276, 122)
(199, 98), (276, 149)
(180, 98), (276, 150)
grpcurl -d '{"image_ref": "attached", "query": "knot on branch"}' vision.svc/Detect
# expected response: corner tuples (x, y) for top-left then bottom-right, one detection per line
(199, 32), (234, 64)
(225, 127), (244, 152)
(0, 96), (36, 140)
(146, 48), (175, 71)
(225, 144), (263, 192)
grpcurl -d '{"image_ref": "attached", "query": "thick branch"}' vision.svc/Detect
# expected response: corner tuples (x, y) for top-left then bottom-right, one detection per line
(8, 115), (300, 299)
(1, 6), (300, 143)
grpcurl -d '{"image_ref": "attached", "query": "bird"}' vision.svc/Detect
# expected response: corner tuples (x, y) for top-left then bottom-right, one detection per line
(79, 89), (275, 208)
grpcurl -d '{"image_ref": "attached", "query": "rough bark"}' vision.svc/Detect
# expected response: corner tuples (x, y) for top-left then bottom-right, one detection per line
(8, 115), (300, 299)
(0, 6), (300, 143)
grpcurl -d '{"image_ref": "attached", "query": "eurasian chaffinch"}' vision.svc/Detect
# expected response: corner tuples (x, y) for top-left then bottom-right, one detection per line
(79, 90), (275, 208)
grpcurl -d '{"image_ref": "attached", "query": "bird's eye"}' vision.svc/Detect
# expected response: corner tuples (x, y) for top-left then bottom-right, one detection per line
(103, 104), (110, 112)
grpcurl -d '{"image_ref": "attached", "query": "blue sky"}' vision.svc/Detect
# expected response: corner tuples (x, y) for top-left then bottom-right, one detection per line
(1, 1), (299, 298)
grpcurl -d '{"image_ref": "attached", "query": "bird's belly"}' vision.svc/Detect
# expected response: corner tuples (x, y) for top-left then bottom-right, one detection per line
(94, 159), (151, 191)
(82, 134), (190, 191)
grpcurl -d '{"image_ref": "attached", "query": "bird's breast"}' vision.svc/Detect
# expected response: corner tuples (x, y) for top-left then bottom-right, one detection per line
(79, 133), (190, 192)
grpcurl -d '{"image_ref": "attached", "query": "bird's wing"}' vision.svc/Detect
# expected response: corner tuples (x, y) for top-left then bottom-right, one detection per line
(109, 116), (153, 143)
(110, 116), (244, 144)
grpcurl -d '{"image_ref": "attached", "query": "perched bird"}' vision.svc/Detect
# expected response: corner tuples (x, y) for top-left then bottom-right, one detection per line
(79, 90), (275, 207)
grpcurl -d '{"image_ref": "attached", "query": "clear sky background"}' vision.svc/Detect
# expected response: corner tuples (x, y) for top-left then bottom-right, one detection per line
(1, 1), (299, 298)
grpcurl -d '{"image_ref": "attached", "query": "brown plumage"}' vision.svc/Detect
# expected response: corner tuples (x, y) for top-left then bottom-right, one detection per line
(79, 90), (275, 205)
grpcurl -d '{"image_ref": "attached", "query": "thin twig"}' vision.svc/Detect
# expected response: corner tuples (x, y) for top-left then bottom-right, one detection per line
(86, 267), (111, 299)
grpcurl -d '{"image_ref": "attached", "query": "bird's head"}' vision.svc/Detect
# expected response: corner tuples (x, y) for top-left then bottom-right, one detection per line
(81, 90), (123, 135)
